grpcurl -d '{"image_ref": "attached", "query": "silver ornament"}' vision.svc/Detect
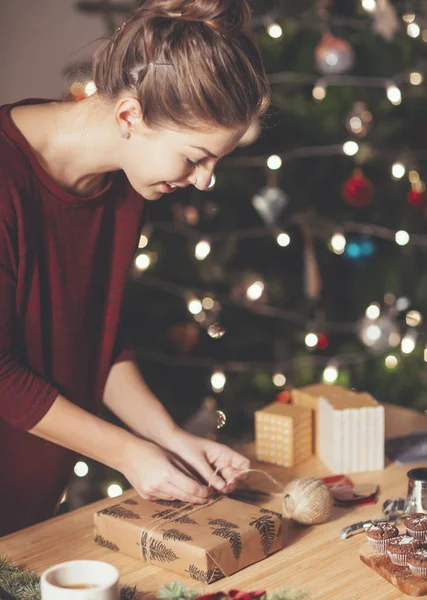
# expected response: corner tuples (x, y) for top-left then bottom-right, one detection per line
(252, 186), (288, 227)
(207, 323), (226, 339)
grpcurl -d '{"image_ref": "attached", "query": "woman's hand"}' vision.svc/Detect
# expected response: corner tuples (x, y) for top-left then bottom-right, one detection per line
(163, 429), (251, 495)
(119, 437), (212, 504)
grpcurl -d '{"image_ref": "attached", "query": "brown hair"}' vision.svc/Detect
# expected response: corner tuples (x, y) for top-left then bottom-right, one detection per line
(91, 0), (269, 130)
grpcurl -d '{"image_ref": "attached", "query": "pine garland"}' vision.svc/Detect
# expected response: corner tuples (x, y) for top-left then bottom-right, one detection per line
(0, 556), (310, 600)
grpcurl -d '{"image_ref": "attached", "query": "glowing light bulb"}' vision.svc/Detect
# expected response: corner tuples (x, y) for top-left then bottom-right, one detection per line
(107, 483), (123, 498)
(267, 155), (282, 170)
(323, 364), (338, 383)
(305, 332), (319, 348)
(406, 310), (422, 327)
(391, 162), (406, 179)
(267, 23), (283, 39)
(85, 81), (97, 96)
(211, 371), (226, 392)
(312, 82), (327, 101)
(407, 22), (421, 38)
(395, 230), (410, 246)
(246, 281), (264, 301)
(330, 233), (346, 254)
(385, 355), (398, 369)
(202, 296), (215, 310)
(195, 239), (211, 261)
(74, 461), (89, 477)
(138, 234), (149, 249)
(386, 84), (402, 105)
(135, 253), (151, 270)
(208, 174), (216, 189)
(343, 141), (359, 156)
(277, 232), (291, 247)
(361, 0), (376, 12)
(401, 335), (416, 354)
(188, 298), (203, 315)
(365, 303), (381, 320)
(403, 13), (416, 23)
(410, 72), (423, 85)
(273, 373), (286, 387)
(409, 170), (420, 184)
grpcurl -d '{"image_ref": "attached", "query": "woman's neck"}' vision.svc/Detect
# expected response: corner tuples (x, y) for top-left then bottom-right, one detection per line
(11, 97), (120, 197)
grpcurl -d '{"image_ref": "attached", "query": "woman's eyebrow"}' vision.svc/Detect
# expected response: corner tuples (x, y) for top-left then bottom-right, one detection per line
(190, 145), (218, 159)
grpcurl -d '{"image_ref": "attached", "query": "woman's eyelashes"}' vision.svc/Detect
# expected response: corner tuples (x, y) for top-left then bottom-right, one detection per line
(185, 157), (203, 169)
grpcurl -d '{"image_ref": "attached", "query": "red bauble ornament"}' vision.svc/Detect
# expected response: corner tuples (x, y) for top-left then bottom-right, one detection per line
(408, 188), (424, 206)
(317, 333), (329, 350)
(342, 169), (374, 208)
(275, 390), (291, 404)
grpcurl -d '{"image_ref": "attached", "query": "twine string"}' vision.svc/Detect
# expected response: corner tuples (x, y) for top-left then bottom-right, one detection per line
(142, 468), (285, 572)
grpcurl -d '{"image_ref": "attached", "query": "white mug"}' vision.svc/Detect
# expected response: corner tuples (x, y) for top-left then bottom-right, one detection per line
(40, 560), (119, 600)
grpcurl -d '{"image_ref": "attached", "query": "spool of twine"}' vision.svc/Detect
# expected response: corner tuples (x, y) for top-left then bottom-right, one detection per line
(281, 476), (333, 525)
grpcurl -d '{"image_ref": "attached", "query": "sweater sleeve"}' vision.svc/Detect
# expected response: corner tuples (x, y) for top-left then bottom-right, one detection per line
(0, 201), (59, 431)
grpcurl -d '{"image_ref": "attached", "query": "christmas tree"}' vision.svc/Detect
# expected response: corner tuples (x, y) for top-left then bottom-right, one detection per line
(64, 0), (427, 507)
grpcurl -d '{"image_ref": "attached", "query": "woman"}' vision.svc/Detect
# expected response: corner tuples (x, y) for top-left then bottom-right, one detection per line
(0, 0), (270, 536)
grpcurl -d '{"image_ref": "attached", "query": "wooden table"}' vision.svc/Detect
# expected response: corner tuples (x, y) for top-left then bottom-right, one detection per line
(1, 403), (427, 600)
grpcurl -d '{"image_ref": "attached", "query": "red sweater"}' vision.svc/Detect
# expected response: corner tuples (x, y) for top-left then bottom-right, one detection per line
(0, 99), (145, 536)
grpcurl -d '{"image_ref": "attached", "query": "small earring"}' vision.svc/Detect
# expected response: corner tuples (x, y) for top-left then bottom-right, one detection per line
(121, 131), (131, 140)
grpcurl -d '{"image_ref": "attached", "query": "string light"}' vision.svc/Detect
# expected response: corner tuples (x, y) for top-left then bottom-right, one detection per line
(385, 354), (398, 369)
(188, 298), (203, 315)
(342, 141), (359, 156)
(267, 22), (283, 39)
(312, 81), (327, 101)
(107, 483), (123, 498)
(406, 310), (422, 327)
(276, 232), (291, 247)
(391, 162), (406, 179)
(396, 297), (411, 312)
(410, 72), (423, 86)
(403, 13), (416, 23)
(207, 323), (226, 339)
(395, 230), (410, 246)
(386, 84), (402, 105)
(211, 370), (226, 392)
(208, 174), (216, 190)
(273, 373), (286, 387)
(138, 234), (149, 249)
(135, 253), (151, 270)
(305, 332), (319, 348)
(195, 239), (211, 261)
(246, 280), (265, 301)
(409, 170), (420, 183)
(267, 155), (282, 170)
(84, 81), (97, 96)
(366, 303), (381, 320)
(74, 461), (89, 477)
(401, 334), (416, 354)
(330, 233), (346, 255)
(361, 0), (376, 12)
(202, 296), (215, 310)
(323, 363), (339, 383)
(407, 22), (421, 38)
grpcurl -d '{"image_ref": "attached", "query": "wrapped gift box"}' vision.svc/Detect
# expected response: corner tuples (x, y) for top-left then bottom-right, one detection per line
(255, 402), (312, 467)
(94, 494), (283, 583)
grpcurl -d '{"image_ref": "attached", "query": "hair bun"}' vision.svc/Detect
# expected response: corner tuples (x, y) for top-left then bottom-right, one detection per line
(139, 0), (252, 36)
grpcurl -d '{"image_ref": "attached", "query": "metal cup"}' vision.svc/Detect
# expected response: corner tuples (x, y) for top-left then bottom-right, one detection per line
(404, 468), (427, 514)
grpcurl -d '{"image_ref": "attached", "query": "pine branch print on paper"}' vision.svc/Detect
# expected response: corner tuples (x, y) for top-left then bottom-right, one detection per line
(123, 498), (138, 505)
(260, 508), (283, 520)
(99, 505), (141, 520)
(94, 534), (120, 552)
(163, 528), (193, 542)
(211, 528), (242, 559)
(208, 518), (238, 529)
(186, 565), (224, 584)
(141, 531), (179, 563)
(249, 515), (276, 555)
(174, 514), (198, 525)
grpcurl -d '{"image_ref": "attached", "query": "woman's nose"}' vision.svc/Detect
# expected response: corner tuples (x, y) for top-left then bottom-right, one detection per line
(188, 165), (214, 191)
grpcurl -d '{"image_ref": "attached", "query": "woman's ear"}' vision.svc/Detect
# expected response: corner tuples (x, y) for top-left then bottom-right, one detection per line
(115, 97), (143, 134)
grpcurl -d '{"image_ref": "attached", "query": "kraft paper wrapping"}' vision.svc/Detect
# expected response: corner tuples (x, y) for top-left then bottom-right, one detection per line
(94, 494), (283, 584)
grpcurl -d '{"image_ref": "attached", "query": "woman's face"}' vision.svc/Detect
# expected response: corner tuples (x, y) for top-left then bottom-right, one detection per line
(115, 98), (244, 200)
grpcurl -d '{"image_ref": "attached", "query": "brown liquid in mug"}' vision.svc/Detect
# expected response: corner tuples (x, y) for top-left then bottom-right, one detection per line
(58, 583), (99, 589)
